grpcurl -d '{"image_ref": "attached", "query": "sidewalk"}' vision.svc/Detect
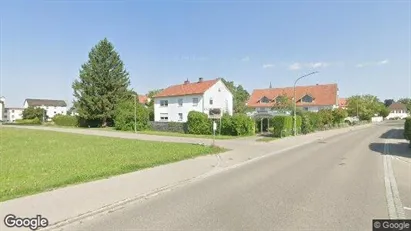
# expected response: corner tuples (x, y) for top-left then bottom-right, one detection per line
(0, 123), (372, 230)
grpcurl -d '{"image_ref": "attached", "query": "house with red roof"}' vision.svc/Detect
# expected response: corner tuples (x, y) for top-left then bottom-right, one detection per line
(247, 83), (339, 115)
(386, 102), (408, 119)
(153, 78), (233, 122)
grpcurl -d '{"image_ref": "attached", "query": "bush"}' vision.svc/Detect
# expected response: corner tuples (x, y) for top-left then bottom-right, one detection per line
(301, 113), (314, 134)
(148, 121), (187, 133)
(23, 107), (47, 121)
(404, 117), (411, 146)
(230, 114), (255, 136)
(219, 113), (234, 135)
(318, 109), (334, 126)
(14, 118), (41, 125)
(187, 111), (212, 135)
(332, 108), (348, 124)
(52, 115), (78, 126)
(114, 100), (149, 131)
(270, 116), (293, 137)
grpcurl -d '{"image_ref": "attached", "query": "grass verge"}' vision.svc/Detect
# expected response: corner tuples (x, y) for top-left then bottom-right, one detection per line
(138, 130), (237, 140)
(0, 127), (226, 202)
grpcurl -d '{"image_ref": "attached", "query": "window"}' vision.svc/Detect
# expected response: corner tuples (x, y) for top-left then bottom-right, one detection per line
(54, 111), (57, 114)
(178, 113), (183, 121)
(11, 115), (14, 118)
(260, 96), (270, 104)
(11, 110), (14, 113)
(193, 98), (198, 106)
(209, 98), (213, 105)
(160, 113), (168, 121)
(303, 107), (309, 111)
(160, 100), (168, 107)
(178, 99), (183, 107)
(301, 95), (313, 103)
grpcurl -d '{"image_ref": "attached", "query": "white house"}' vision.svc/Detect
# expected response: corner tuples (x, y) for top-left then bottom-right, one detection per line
(3, 107), (24, 122)
(386, 102), (409, 119)
(24, 98), (67, 120)
(153, 78), (233, 122)
(247, 83), (340, 115)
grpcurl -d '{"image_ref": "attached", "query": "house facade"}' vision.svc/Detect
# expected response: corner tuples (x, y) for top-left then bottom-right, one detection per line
(247, 83), (339, 115)
(386, 102), (408, 119)
(3, 108), (24, 122)
(24, 98), (67, 120)
(0, 97), (4, 122)
(153, 78), (233, 122)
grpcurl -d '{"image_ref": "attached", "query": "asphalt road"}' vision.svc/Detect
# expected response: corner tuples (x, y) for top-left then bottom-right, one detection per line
(63, 121), (410, 231)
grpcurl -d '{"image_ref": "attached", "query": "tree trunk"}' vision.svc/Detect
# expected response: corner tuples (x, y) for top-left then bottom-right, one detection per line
(102, 117), (107, 127)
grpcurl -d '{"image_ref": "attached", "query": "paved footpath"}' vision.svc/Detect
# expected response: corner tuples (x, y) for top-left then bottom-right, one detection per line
(0, 123), (372, 230)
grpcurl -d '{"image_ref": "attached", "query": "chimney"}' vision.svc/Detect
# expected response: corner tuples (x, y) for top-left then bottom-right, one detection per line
(184, 79), (190, 85)
(198, 77), (203, 83)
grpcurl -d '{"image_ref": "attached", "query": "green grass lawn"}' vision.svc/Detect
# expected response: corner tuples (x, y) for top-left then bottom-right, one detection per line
(0, 127), (225, 202)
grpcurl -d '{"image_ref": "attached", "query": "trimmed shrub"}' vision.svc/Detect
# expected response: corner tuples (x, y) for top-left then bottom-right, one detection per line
(219, 113), (234, 135)
(14, 118), (41, 125)
(404, 117), (411, 146)
(301, 113), (314, 134)
(114, 100), (149, 131)
(187, 111), (212, 135)
(230, 113), (255, 136)
(270, 116), (293, 137)
(52, 115), (78, 126)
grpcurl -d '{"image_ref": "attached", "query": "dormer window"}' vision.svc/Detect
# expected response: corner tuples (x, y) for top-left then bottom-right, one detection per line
(301, 94), (313, 103)
(259, 96), (270, 104)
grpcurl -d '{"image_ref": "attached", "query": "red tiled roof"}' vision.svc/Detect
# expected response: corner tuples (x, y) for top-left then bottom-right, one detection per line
(247, 83), (338, 108)
(388, 102), (407, 110)
(137, 95), (148, 104)
(154, 79), (219, 98)
(339, 98), (347, 107)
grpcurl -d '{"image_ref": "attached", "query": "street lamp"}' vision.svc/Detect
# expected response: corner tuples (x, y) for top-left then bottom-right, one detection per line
(134, 94), (137, 133)
(293, 71), (319, 136)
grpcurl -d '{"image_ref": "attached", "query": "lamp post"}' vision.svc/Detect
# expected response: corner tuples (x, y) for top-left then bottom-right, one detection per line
(293, 71), (319, 136)
(134, 94), (137, 133)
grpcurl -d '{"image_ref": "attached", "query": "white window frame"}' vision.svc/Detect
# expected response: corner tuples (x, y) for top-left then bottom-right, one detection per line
(193, 98), (199, 106)
(178, 98), (183, 107)
(160, 100), (168, 107)
(178, 113), (183, 121)
(160, 113), (168, 121)
(209, 98), (213, 105)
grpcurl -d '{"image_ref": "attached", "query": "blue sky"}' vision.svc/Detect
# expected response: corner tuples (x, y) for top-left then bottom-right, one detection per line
(0, 0), (410, 107)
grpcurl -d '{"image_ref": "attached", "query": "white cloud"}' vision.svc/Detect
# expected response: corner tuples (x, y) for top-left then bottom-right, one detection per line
(241, 56), (250, 62)
(288, 63), (302, 70)
(307, 62), (329, 69)
(356, 59), (389, 68)
(378, 59), (389, 65)
(262, 64), (274, 69)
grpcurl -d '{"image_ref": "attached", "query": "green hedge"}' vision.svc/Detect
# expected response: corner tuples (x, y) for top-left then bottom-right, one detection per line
(270, 116), (292, 137)
(187, 111), (212, 135)
(230, 114), (255, 136)
(404, 117), (411, 146)
(14, 118), (41, 125)
(114, 100), (149, 131)
(52, 115), (78, 126)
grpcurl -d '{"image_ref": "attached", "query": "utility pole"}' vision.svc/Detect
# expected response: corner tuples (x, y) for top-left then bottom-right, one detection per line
(293, 71), (319, 136)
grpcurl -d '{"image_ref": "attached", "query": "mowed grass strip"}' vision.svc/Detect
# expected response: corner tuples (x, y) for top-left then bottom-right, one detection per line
(0, 127), (225, 202)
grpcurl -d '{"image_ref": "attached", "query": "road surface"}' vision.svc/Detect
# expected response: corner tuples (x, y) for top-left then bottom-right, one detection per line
(62, 121), (410, 231)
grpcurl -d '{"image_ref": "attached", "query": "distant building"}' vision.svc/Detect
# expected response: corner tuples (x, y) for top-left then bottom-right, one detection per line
(153, 78), (233, 122)
(3, 108), (24, 123)
(247, 83), (340, 116)
(137, 95), (151, 104)
(0, 97), (5, 122)
(338, 98), (348, 109)
(386, 102), (408, 119)
(23, 98), (67, 120)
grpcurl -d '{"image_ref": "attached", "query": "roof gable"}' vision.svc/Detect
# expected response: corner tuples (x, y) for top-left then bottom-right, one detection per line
(25, 99), (67, 107)
(154, 79), (219, 98)
(247, 83), (338, 107)
(388, 102), (407, 110)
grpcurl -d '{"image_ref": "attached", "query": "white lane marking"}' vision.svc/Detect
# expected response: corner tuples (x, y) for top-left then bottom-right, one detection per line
(404, 207), (411, 211)
(392, 155), (411, 165)
(383, 135), (406, 219)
